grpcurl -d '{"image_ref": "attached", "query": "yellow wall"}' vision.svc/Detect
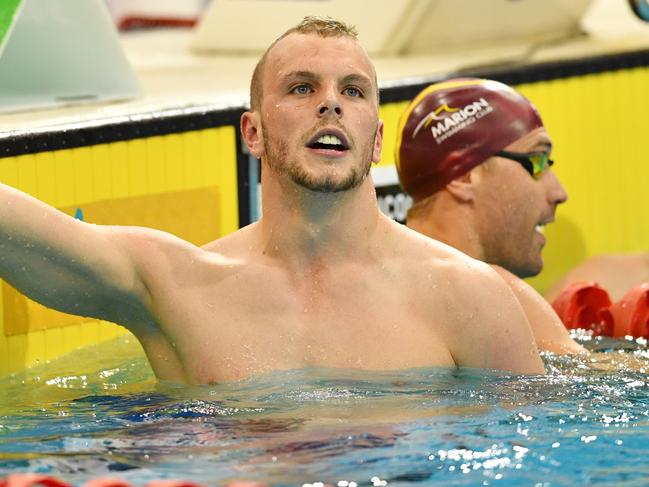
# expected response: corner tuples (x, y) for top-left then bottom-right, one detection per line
(0, 126), (239, 376)
(379, 100), (410, 168)
(518, 67), (649, 293)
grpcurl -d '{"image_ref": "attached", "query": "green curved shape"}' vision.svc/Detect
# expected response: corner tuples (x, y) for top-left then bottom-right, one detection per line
(0, 0), (22, 55)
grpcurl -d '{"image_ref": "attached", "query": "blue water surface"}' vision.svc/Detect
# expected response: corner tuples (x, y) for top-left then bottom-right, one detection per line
(1, 334), (649, 486)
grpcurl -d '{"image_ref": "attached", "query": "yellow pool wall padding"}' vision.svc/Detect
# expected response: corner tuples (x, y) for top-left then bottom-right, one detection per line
(0, 126), (239, 376)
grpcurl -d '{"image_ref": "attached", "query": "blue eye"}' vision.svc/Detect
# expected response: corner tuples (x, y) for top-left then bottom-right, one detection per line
(292, 85), (311, 95)
(344, 87), (362, 97)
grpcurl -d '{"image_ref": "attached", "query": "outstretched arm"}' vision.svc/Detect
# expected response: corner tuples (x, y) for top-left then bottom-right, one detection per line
(0, 183), (152, 329)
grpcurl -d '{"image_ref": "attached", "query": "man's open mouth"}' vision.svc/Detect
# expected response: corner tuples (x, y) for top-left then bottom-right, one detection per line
(306, 131), (350, 152)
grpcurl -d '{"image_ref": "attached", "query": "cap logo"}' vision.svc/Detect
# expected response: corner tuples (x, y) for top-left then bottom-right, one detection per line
(412, 97), (493, 144)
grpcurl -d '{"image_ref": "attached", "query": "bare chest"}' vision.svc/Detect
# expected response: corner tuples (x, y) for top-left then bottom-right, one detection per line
(151, 268), (455, 383)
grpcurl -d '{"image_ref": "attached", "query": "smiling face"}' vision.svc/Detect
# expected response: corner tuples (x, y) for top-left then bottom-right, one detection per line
(245, 32), (383, 193)
(473, 127), (568, 277)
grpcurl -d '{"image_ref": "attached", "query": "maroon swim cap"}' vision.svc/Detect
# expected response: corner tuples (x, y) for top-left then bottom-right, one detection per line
(395, 78), (543, 200)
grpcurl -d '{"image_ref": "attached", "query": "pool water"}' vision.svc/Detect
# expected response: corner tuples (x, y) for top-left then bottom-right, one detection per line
(1, 334), (649, 486)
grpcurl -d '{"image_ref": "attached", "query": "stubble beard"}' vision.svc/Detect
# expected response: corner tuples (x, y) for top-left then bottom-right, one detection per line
(483, 226), (543, 278)
(261, 121), (375, 193)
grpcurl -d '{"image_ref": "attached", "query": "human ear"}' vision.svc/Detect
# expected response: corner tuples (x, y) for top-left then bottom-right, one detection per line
(372, 120), (384, 164)
(240, 111), (264, 159)
(445, 169), (476, 203)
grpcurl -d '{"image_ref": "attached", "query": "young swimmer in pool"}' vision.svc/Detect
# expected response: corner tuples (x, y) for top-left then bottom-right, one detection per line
(0, 19), (544, 384)
(396, 78), (585, 354)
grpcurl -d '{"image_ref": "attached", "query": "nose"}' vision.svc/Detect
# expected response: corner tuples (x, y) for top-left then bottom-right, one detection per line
(319, 104), (342, 116)
(545, 170), (568, 206)
(317, 87), (342, 118)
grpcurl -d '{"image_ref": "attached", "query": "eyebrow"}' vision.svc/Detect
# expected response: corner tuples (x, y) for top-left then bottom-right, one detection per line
(533, 139), (553, 152)
(280, 71), (319, 85)
(340, 73), (372, 87)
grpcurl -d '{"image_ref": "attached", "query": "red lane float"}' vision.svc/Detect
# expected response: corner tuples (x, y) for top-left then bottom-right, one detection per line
(0, 475), (267, 487)
(551, 281), (614, 336)
(609, 283), (649, 339)
(84, 479), (132, 487)
(0, 474), (71, 487)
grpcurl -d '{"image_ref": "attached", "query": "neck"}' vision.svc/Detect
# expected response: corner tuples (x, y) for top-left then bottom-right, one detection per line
(407, 198), (484, 261)
(256, 168), (382, 266)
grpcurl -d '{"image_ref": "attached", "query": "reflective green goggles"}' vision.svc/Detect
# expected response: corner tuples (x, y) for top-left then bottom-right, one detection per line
(495, 150), (554, 179)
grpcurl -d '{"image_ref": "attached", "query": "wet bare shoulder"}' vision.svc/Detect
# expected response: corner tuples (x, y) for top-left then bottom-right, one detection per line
(411, 249), (543, 373)
(201, 222), (260, 259)
(380, 218), (500, 313)
(384, 220), (543, 372)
